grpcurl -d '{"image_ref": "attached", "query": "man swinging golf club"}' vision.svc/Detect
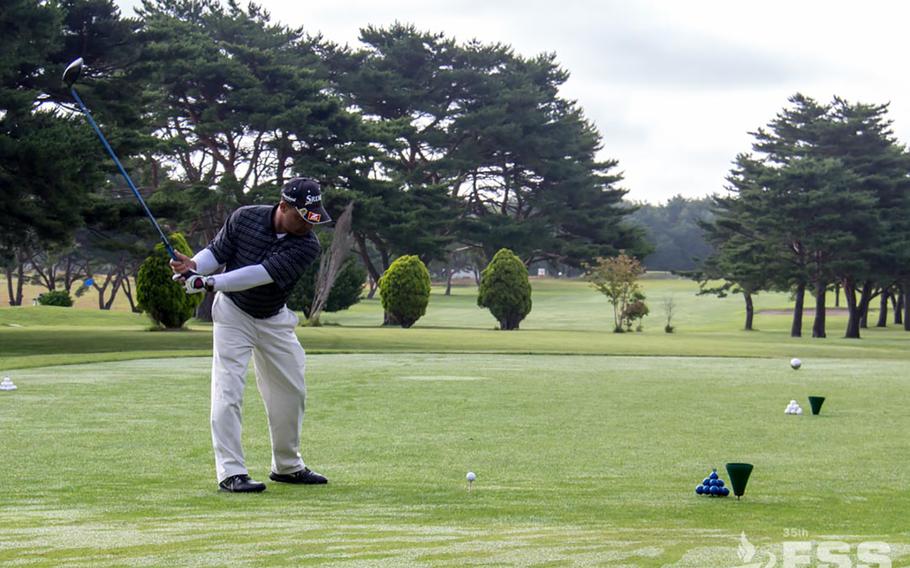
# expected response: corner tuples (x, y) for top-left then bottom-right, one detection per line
(171, 178), (331, 493)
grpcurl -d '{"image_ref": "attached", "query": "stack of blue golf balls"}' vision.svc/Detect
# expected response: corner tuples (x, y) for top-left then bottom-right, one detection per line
(695, 469), (730, 497)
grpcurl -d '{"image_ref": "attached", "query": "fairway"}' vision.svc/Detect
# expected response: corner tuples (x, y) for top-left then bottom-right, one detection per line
(1, 354), (908, 566)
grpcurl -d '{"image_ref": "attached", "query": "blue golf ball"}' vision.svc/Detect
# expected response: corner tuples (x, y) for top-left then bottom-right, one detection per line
(703, 478), (711, 486)
(696, 485), (704, 495)
(716, 479), (725, 487)
(710, 485), (721, 496)
(709, 471), (718, 480)
(721, 487), (730, 497)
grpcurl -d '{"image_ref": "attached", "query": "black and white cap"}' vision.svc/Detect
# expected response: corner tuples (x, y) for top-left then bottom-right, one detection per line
(280, 177), (331, 225)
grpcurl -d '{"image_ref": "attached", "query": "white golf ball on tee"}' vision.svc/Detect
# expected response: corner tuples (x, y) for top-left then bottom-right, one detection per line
(466, 471), (476, 482)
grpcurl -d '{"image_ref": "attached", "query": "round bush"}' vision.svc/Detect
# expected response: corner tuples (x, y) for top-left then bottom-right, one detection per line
(379, 255), (431, 328)
(37, 290), (73, 307)
(136, 232), (201, 329)
(477, 248), (532, 330)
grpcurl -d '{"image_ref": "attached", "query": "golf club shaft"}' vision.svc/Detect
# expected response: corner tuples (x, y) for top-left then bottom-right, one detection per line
(69, 86), (179, 261)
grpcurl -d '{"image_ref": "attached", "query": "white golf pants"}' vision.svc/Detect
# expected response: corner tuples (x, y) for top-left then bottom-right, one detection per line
(210, 292), (307, 482)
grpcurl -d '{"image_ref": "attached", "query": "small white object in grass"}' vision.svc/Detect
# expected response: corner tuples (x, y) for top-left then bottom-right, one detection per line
(466, 471), (476, 482)
(790, 358), (802, 370)
(795, 407), (803, 415)
(0, 376), (16, 391)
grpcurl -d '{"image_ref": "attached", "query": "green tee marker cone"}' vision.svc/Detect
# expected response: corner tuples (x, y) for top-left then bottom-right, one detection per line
(725, 463), (753, 500)
(808, 396), (826, 415)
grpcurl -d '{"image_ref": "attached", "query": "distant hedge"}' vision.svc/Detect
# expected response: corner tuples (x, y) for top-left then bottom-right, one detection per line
(37, 290), (73, 307)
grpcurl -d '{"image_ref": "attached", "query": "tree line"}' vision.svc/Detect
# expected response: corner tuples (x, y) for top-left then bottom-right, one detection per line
(1, 0), (649, 310)
(697, 94), (910, 339)
(627, 196), (713, 272)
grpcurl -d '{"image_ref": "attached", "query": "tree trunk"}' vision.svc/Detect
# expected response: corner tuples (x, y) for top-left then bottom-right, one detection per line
(812, 282), (826, 338)
(844, 281), (860, 338)
(892, 290), (903, 325)
(834, 283), (840, 307)
(120, 276), (138, 313)
(876, 290), (889, 327)
(29, 250), (58, 293)
(6, 251), (28, 306)
(4, 266), (13, 306)
(378, 246), (390, 274)
(499, 315), (520, 331)
(367, 277), (378, 299)
(354, 233), (381, 300)
(743, 291), (754, 331)
(444, 264), (453, 296)
(62, 254), (85, 294)
(103, 273), (124, 310)
(5, 260), (26, 306)
(93, 271), (118, 310)
(859, 303), (869, 328)
(858, 282), (874, 329)
(791, 282), (805, 337)
(904, 283), (910, 332)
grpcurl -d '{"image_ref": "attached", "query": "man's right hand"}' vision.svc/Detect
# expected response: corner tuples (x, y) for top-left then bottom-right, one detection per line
(169, 251), (197, 277)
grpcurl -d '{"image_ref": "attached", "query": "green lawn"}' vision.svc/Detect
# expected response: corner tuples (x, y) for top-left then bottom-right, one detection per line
(1, 355), (908, 566)
(1, 277), (909, 566)
(2, 278), (909, 371)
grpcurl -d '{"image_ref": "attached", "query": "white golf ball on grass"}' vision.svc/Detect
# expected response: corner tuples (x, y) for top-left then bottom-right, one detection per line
(790, 358), (802, 370)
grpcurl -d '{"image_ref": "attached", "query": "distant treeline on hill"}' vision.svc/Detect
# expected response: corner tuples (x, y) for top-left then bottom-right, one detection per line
(627, 196), (714, 272)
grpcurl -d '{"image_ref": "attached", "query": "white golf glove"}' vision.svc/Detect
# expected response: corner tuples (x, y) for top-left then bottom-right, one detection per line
(173, 272), (209, 294)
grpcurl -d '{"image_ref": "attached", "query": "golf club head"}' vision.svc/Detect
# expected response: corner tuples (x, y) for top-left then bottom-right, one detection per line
(63, 58), (84, 86)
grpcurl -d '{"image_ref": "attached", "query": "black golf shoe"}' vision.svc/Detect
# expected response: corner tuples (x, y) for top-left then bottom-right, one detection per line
(218, 474), (266, 493)
(269, 467), (328, 485)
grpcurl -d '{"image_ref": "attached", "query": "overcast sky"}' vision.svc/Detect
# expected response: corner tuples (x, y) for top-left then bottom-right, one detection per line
(119, 0), (910, 204)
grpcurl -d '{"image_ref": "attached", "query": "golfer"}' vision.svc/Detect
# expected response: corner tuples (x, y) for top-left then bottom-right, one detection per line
(170, 177), (330, 493)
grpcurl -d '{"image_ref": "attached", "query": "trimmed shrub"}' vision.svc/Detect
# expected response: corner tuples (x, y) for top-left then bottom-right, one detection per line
(136, 232), (201, 329)
(379, 255), (431, 328)
(477, 248), (532, 330)
(37, 290), (73, 307)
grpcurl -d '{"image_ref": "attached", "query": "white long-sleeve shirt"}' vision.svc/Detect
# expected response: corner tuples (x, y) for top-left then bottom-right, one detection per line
(191, 249), (274, 292)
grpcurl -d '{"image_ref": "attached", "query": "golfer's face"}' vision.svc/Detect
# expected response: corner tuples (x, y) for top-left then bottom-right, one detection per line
(282, 203), (314, 235)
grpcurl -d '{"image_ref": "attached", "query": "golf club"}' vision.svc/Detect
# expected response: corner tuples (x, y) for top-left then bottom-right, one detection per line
(63, 58), (192, 277)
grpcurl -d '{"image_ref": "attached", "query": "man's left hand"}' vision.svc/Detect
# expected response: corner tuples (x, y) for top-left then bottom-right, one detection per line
(174, 273), (208, 294)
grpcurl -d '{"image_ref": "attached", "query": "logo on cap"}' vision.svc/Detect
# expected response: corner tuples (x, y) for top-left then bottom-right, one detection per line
(306, 211), (322, 223)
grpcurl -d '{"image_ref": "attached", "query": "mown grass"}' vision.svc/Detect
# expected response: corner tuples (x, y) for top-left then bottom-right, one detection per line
(1, 277), (909, 566)
(2, 277), (909, 371)
(1, 355), (908, 566)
